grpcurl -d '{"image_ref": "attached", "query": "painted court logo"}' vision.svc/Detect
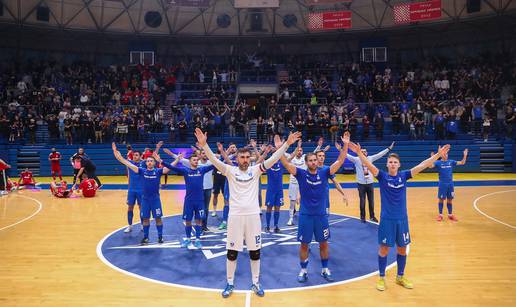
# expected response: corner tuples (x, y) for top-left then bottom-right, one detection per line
(97, 213), (398, 291)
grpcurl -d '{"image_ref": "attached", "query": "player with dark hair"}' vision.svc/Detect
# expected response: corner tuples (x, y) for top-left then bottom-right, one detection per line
(123, 149), (144, 233)
(431, 147), (468, 221)
(50, 180), (72, 198)
(48, 148), (63, 181)
(278, 132), (349, 283)
(70, 148), (87, 184)
(154, 151), (214, 249)
(113, 142), (172, 245)
(348, 142), (450, 291)
(195, 128), (301, 298)
(18, 168), (36, 188)
(77, 173), (98, 198)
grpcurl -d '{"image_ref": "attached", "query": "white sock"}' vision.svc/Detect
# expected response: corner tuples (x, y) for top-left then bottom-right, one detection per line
(227, 259), (237, 285)
(250, 259), (260, 284)
(299, 268), (307, 274)
(289, 200), (296, 217)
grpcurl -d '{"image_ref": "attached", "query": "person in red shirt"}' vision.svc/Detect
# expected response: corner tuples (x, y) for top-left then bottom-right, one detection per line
(48, 148), (63, 180)
(18, 168), (36, 188)
(0, 158), (11, 192)
(76, 173), (98, 198)
(50, 180), (72, 198)
(6, 176), (18, 191)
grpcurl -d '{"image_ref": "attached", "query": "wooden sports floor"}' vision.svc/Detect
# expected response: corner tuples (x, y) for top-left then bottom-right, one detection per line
(1, 173), (515, 307)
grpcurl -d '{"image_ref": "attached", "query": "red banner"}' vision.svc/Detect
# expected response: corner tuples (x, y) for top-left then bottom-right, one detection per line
(393, 0), (441, 24)
(307, 11), (352, 31)
(306, 0), (351, 5)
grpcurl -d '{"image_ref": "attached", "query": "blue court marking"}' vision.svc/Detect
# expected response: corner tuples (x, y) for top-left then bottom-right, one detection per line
(97, 213), (398, 292)
(39, 180), (516, 190)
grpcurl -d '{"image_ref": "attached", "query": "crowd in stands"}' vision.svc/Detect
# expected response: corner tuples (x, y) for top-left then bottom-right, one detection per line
(0, 53), (514, 145)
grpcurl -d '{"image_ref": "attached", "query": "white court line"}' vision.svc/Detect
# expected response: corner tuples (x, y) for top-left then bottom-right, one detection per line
(245, 291), (251, 307)
(473, 189), (516, 230)
(96, 213), (405, 294)
(0, 194), (43, 231)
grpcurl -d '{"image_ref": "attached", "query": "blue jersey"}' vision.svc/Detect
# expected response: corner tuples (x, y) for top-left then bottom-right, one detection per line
(294, 166), (331, 216)
(137, 167), (165, 199)
(376, 170), (412, 220)
(435, 160), (457, 184)
(128, 160), (144, 192)
(168, 164), (215, 202)
(266, 162), (283, 193)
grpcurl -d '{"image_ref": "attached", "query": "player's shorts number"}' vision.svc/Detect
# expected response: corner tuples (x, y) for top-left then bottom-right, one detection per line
(403, 232), (410, 243)
(255, 235), (261, 245)
(156, 208), (162, 215)
(323, 228), (330, 239)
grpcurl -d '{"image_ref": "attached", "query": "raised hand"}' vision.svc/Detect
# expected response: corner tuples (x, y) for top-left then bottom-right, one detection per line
(250, 139), (257, 148)
(335, 142), (342, 151)
(216, 142), (224, 153)
(111, 142), (117, 152)
(287, 131), (302, 146)
(260, 144), (267, 152)
(274, 134), (283, 149)
(156, 141), (164, 149)
(389, 141), (395, 150)
(341, 131), (350, 144)
(177, 153), (184, 161)
(163, 148), (174, 157)
(297, 139), (303, 148)
(152, 151), (162, 163)
(463, 148), (469, 156)
(323, 145), (331, 152)
(194, 128), (208, 147)
(437, 144), (451, 157)
(265, 144), (273, 154)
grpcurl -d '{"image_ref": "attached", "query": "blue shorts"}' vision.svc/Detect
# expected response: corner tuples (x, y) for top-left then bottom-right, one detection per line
(182, 200), (205, 221)
(141, 197), (163, 219)
(265, 190), (284, 207)
(223, 183), (230, 201)
(378, 218), (410, 247)
(127, 191), (142, 206)
(438, 183), (454, 200)
(297, 214), (330, 243)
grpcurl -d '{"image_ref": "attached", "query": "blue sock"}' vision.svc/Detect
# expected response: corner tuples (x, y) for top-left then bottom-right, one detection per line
(273, 210), (280, 227)
(438, 201), (444, 214)
(266, 211), (272, 227)
(156, 224), (163, 237)
(300, 259), (309, 269)
(185, 225), (192, 239)
(397, 254), (407, 276)
(447, 203), (453, 214)
(321, 258), (329, 269)
(143, 225), (150, 239)
(378, 255), (387, 277)
(127, 211), (134, 225)
(223, 205), (229, 222)
(194, 225), (202, 239)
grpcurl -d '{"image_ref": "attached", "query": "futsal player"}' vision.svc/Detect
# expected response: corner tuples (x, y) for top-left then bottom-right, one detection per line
(48, 148), (63, 181)
(218, 143), (237, 230)
(123, 149), (144, 233)
(112, 142), (171, 245)
(73, 156), (102, 188)
(195, 128), (301, 298)
(18, 168), (36, 188)
(77, 173), (98, 198)
(431, 147), (468, 222)
(315, 148), (349, 214)
(348, 142), (451, 291)
(278, 132), (349, 283)
(155, 152), (214, 249)
(286, 141), (306, 226)
(163, 147), (215, 232)
(50, 180), (72, 198)
(265, 150), (284, 233)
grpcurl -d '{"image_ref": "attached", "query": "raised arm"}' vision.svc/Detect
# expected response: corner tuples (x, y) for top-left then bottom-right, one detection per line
(263, 132), (301, 170)
(349, 142), (379, 177)
(152, 152), (180, 173)
(194, 128), (228, 175)
(330, 132), (350, 175)
(217, 142), (233, 164)
(112, 143), (138, 173)
(369, 141), (394, 162)
(275, 137), (298, 176)
(163, 148), (190, 167)
(411, 145), (450, 177)
(457, 148), (468, 165)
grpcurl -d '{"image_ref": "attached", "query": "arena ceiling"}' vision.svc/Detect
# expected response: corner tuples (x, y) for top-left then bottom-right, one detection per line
(0, 0), (514, 37)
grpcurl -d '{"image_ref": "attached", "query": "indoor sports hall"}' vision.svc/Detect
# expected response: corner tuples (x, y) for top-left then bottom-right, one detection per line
(0, 1), (515, 306)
